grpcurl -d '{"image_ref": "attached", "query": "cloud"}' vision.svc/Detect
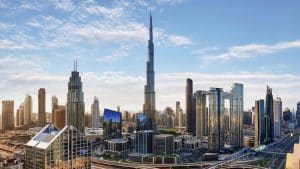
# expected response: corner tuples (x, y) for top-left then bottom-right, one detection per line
(0, 39), (38, 50)
(51, 0), (75, 11)
(156, 0), (186, 5)
(85, 5), (123, 18)
(168, 35), (193, 46)
(97, 45), (131, 63)
(203, 40), (300, 62)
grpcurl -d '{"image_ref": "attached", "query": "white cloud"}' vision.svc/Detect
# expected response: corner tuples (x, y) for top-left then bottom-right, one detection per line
(97, 45), (131, 63)
(51, 0), (75, 11)
(156, 0), (186, 5)
(85, 5), (123, 18)
(168, 35), (193, 46)
(203, 40), (300, 62)
(0, 39), (38, 50)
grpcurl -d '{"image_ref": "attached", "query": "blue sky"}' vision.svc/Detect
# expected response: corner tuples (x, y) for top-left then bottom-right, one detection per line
(0, 0), (300, 114)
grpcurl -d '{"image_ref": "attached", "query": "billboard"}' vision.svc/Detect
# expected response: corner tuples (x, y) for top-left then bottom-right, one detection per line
(103, 108), (122, 139)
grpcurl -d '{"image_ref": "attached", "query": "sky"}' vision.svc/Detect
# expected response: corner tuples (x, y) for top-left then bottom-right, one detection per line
(0, 0), (300, 114)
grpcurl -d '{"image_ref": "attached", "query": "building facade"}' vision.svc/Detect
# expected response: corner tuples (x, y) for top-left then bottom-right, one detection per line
(255, 99), (265, 146)
(208, 88), (224, 152)
(143, 13), (156, 129)
(175, 101), (180, 127)
(265, 86), (274, 143)
(2, 100), (14, 130)
(53, 106), (66, 129)
(135, 130), (153, 154)
(296, 102), (300, 127)
(153, 134), (174, 155)
(91, 97), (100, 128)
(24, 95), (32, 125)
(51, 96), (58, 123)
(273, 97), (282, 137)
(38, 88), (46, 126)
(66, 62), (85, 133)
(24, 124), (91, 169)
(195, 90), (207, 139)
(185, 78), (196, 135)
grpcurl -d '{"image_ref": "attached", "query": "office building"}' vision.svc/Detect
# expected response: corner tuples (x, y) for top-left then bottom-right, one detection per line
(38, 88), (46, 126)
(179, 108), (184, 127)
(53, 106), (66, 129)
(186, 78), (196, 135)
(66, 61), (85, 133)
(243, 111), (252, 125)
(17, 103), (25, 126)
(265, 86), (274, 143)
(2, 100), (14, 130)
(208, 88), (224, 152)
(143, 13), (156, 129)
(153, 134), (174, 155)
(195, 90), (207, 139)
(103, 108), (122, 139)
(123, 111), (129, 122)
(91, 97), (100, 128)
(24, 124), (91, 169)
(273, 97), (282, 137)
(137, 113), (152, 131)
(51, 96), (58, 123)
(24, 95), (32, 125)
(175, 101), (180, 127)
(296, 102), (300, 127)
(16, 109), (20, 126)
(228, 83), (244, 148)
(255, 99), (265, 146)
(135, 130), (153, 154)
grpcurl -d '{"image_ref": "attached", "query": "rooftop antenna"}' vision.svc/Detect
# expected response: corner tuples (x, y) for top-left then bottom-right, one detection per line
(75, 59), (77, 71)
(73, 59), (75, 71)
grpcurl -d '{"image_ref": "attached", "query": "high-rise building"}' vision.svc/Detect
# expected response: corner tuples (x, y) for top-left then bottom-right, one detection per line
(17, 103), (25, 126)
(2, 100), (14, 130)
(153, 134), (174, 155)
(24, 94), (32, 125)
(229, 83), (244, 148)
(273, 97), (282, 137)
(243, 111), (252, 125)
(143, 13), (156, 129)
(175, 101), (180, 127)
(16, 109), (20, 127)
(265, 86), (274, 143)
(38, 88), (46, 126)
(66, 61), (85, 133)
(123, 111), (129, 122)
(186, 78), (196, 135)
(208, 88), (224, 152)
(135, 130), (153, 154)
(195, 90), (207, 139)
(24, 124), (91, 169)
(103, 108), (122, 139)
(91, 97), (99, 128)
(53, 106), (66, 129)
(179, 108), (184, 127)
(51, 96), (58, 123)
(296, 102), (300, 127)
(255, 99), (265, 146)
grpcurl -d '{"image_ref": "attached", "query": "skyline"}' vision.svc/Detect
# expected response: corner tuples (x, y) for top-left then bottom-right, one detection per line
(1, 0), (300, 113)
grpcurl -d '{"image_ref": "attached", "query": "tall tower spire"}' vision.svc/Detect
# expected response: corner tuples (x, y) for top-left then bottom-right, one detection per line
(143, 12), (156, 129)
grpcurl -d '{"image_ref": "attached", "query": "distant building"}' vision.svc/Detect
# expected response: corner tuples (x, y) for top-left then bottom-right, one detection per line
(255, 99), (265, 146)
(17, 103), (25, 126)
(24, 95), (32, 125)
(285, 143), (300, 169)
(195, 90), (207, 139)
(185, 78), (196, 136)
(243, 111), (252, 125)
(24, 124), (91, 169)
(208, 88), (224, 152)
(66, 62), (85, 133)
(53, 106), (66, 129)
(179, 108), (184, 127)
(296, 102), (300, 127)
(51, 96), (58, 123)
(153, 134), (174, 155)
(2, 100), (14, 130)
(38, 88), (46, 126)
(136, 114), (152, 131)
(273, 97), (282, 137)
(91, 97), (100, 128)
(264, 86), (274, 143)
(283, 108), (292, 123)
(175, 101), (180, 127)
(103, 108), (122, 139)
(123, 111), (129, 122)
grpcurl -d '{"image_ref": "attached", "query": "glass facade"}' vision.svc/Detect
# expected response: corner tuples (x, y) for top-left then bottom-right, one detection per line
(103, 108), (122, 139)
(135, 130), (153, 154)
(24, 124), (91, 169)
(208, 88), (224, 152)
(195, 90), (207, 139)
(255, 99), (265, 146)
(136, 113), (152, 131)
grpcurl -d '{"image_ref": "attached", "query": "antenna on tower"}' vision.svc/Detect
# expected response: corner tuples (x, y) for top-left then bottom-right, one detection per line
(75, 59), (77, 71)
(73, 59), (75, 71)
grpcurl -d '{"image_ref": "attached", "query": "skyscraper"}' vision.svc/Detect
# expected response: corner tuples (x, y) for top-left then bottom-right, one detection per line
(265, 86), (274, 143)
(38, 88), (46, 126)
(229, 83), (244, 148)
(91, 96), (99, 128)
(296, 102), (300, 127)
(18, 103), (25, 126)
(66, 61), (85, 133)
(24, 94), (32, 125)
(186, 78), (196, 135)
(175, 101), (180, 127)
(255, 99), (265, 146)
(143, 13), (156, 129)
(208, 88), (224, 152)
(179, 108), (184, 127)
(53, 106), (66, 129)
(51, 96), (58, 123)
(2, 100), (14, 130)
(273, 97), (282, 137)
(195, 90), (207, 139)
